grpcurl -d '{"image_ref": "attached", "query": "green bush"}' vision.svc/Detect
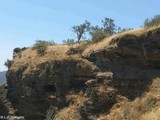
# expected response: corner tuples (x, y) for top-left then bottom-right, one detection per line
(13, 47), (27, 58)
(144, 15), (160, 27)
(4, 59), (13, 69)
(45, 40), (56, 46)
(91, 30), (107, 42)
(63, 39), (75, 45)
(117, 27), (133, 33)
(32, 40), (48, 55)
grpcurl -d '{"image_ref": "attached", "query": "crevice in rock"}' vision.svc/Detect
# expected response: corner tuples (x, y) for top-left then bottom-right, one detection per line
(69, 80), (87, 90)
(44, 85), (56, 93)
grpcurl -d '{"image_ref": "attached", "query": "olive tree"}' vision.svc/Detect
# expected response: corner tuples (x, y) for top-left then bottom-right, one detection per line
(72, 20), (90, 44)
(102, 17), (117, 35)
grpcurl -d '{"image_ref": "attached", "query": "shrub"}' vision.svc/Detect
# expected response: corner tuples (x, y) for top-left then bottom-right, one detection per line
(144, 15), (160, 27)
(117, 27), (133, 33)
(91, 30), (107, 42)
(32, 40), (48, 55)
(4, 59), (13, 69)
(13, 47), (27, 58)
(45, 40), (56, 46)
(63, 39), (75, 45)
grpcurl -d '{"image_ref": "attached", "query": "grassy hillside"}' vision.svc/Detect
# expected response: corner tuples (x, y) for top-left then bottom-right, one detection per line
(5, 25), (160, 119)
(0, 71), (6, 84)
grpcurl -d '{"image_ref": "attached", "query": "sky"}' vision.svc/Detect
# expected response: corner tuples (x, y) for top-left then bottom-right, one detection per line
(0, 0), (160, 71)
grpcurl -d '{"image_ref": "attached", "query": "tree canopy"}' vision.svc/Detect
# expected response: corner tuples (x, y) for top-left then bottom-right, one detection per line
(72, 20), (90, 44)
(102, 17), (117, 35)
(144, 14), (160, 27)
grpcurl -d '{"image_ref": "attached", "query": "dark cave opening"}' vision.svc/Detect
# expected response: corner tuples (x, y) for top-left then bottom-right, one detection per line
(44, 84), (56, 92)
(69, 80), (87, 90)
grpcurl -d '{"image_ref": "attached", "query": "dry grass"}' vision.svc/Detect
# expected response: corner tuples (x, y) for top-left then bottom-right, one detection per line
(10, 42), (96, 75)
(10, 45), (79, 72)
(54, 93), (86, 120)
(54, 72), (160, 120)
(54, 106), (82, 120)
(83, 25), (160, 57)
(11, 25), (160, 72)
(140, 108), (160, 120)
(82, 35), (117, 56)
(96, 77), (160, 120)
(66, 92), (86, 107)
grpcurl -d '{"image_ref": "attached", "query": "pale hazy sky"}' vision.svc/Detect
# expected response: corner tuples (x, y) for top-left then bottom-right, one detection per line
(0, 0), (160, 71)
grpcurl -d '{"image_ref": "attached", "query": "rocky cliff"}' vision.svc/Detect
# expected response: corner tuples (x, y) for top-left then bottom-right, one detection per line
(2, 26), (160, 120)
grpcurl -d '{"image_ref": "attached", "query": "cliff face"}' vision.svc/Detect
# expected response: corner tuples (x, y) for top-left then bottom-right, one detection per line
(4, 26), (160, 119)
(6, 57), (99, 119)
(85, 27), (160, 68)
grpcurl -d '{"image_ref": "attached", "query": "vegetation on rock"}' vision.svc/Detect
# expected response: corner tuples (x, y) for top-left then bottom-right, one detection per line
(2, 14), (160, 120)
(32, 40), (56, 56)
(144, 14), (160, 27)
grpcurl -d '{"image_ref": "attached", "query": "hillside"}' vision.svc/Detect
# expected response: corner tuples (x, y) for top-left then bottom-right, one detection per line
(1, 26), (160, 120)
(0, 71), (6, 84)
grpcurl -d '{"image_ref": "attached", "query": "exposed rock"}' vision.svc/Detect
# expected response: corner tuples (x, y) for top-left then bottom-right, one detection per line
(6, 58), (98, 119)
(84, 27), (160, 68)
(3, 26), (160, 119)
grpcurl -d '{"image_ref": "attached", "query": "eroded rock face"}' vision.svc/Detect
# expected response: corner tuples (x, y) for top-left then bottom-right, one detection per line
(80, 28), (160, 104)
(85, 27), (160, 68)
(6, 58), (99, 119)
(5, 27), (160, 119)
